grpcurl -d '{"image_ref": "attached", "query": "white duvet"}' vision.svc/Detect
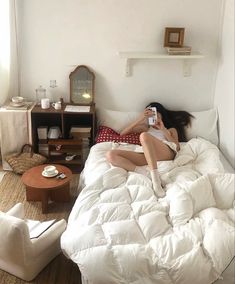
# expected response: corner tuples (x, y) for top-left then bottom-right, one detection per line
(61, 138), (235, 284)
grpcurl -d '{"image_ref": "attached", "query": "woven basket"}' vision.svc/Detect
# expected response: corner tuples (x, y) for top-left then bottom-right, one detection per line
(5, 144), (47, 174)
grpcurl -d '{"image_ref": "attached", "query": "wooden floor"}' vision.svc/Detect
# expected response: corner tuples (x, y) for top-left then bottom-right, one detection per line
(0, 168), (83, 284)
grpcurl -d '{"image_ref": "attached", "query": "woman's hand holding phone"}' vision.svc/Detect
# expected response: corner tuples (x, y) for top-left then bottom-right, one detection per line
(147, 107), (157, 125)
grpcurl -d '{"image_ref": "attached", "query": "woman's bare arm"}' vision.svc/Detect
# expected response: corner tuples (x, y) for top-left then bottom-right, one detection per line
(154, 116), (180, 151)
(162, 127), (180, 151)
(120, 109), (151, 136)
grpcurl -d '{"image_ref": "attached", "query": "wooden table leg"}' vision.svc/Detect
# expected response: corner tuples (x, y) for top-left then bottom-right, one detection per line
(50, 183), (71, 202)
(26, 186), (41, 201)
(41, 190), (49, 214)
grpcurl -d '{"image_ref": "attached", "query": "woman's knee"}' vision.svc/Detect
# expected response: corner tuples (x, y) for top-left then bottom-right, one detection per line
(106, 150), (118, 163)
(139, 132), (152, 145)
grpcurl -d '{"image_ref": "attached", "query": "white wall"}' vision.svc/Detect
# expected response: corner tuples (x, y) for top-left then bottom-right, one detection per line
(214, 0), (234, 168)
(20, 0), (222, 112)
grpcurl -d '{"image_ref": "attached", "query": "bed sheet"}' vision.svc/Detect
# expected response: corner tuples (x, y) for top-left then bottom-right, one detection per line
(61, 138), (234, 284)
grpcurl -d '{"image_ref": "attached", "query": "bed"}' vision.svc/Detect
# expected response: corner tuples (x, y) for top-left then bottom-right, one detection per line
(61, 108), (234, 284)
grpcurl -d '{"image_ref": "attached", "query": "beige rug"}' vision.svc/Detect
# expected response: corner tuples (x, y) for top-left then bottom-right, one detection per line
(0, 171), (82, 284)
(0, 171), (80, 218)
(0, 171), (6, 183)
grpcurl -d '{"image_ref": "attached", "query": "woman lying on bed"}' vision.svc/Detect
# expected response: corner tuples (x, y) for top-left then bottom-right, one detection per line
(106, 102), (193, 198)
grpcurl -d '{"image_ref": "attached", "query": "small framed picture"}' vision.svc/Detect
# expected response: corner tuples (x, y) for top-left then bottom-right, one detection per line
(164, 27), (185, 47)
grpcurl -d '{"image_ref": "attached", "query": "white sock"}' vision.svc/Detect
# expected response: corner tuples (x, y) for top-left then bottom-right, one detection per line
(134, 166), (150, 177)
(150, 169), (165, 198)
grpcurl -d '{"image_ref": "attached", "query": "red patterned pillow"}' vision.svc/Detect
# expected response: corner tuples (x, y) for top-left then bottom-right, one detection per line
(96, 126), (141, 145)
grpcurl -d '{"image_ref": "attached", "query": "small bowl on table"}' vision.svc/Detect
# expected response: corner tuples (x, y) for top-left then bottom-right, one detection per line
(11, 96), (24, 104)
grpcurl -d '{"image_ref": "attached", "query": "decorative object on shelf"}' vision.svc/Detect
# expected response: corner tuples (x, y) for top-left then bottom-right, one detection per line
(41, 98), (50, 109)
(48, 139), (83, 165)
(164, 27), (185, 47)
(35, 85), (47, 105)
(52, 101), (62, 110)
(48, 126), (62, 139)
(5, 144), (47, 175)
(49, 80), (57, 88)
(164, 27), (192, 55)
(69, 65), (95, 105)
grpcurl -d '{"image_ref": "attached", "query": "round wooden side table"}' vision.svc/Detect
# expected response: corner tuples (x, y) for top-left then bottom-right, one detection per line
(22, 164), (72, 213)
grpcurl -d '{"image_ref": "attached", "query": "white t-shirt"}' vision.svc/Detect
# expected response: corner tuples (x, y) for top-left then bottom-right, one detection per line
(147, 127), (165, 141)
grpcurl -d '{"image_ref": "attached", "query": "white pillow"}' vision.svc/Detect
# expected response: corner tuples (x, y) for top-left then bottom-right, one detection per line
(97, 108), (141, 133)
(97, 107), (219, 145)
(186, 108), (218, 145)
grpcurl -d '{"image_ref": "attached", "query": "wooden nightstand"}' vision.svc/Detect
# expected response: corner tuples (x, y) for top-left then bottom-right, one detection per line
(31, 104), (96, 171)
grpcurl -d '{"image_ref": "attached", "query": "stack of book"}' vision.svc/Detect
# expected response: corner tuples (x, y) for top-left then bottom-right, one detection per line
(70, 126), (91, 139)
(37, 126), (48, 157)
(70, 126), (91, 162)
(38, 143), (49, 157)
(166, 46), (191, 55)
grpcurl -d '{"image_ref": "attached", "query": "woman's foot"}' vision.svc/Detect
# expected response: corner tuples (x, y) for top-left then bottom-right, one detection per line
(150, 169), (165, 198)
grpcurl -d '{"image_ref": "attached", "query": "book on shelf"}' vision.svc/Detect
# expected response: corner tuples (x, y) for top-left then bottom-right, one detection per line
(70, 126), (91, 132)
(25, 219), (56, 239)
(37, 126), (48, 140)
(64, 105), (90, 112)
(166, 46), (192, 55)
(70, 126), (91, 138)
(38, 142), (49, 157)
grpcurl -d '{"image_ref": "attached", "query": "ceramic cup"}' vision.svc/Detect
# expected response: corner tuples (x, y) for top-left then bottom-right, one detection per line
(52, 101), (61, 110)
(41, 98), (50, 109)
(44, 165), (56, 175)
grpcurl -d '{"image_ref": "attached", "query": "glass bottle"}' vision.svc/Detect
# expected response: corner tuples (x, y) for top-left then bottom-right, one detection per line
(35, 85), (46, 105)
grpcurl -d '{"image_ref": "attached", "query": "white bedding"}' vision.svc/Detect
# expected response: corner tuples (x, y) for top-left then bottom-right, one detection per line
(61, 138), (235, 284)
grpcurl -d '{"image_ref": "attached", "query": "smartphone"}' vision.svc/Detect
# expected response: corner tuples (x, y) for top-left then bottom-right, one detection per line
(148, 107), (157, 125)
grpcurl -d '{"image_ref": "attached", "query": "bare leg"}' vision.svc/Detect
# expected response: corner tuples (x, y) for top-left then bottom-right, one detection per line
(106, 150), (147, 171)
(106, 134), (175, 198)
(106, 133), (174, 171)
(139, 132), (175, 197)
(139, 132), (175, 170)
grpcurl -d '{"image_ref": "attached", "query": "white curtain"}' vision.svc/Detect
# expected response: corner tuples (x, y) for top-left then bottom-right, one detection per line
(0, 0), (20, 105)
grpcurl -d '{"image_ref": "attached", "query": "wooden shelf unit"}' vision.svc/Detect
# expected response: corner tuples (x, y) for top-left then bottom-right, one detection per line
(48, 139), (83, 165)
(31, 104), (96, 167)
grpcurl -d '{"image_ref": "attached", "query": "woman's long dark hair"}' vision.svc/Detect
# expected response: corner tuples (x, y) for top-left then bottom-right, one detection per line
(146, 102), (194, 142)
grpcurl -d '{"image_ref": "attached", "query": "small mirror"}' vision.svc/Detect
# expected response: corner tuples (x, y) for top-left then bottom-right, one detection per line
(69, 65), (95, 105)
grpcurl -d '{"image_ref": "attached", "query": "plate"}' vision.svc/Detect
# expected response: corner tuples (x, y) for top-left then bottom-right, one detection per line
(10, 102), (25, 107)
(42, 169), (59, 178)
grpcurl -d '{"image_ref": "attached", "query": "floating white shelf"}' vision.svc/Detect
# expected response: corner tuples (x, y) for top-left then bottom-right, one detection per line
(118, 52), (204, 77)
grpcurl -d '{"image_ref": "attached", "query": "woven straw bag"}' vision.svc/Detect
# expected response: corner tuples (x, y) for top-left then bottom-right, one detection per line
(5, 144), (47, 174)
